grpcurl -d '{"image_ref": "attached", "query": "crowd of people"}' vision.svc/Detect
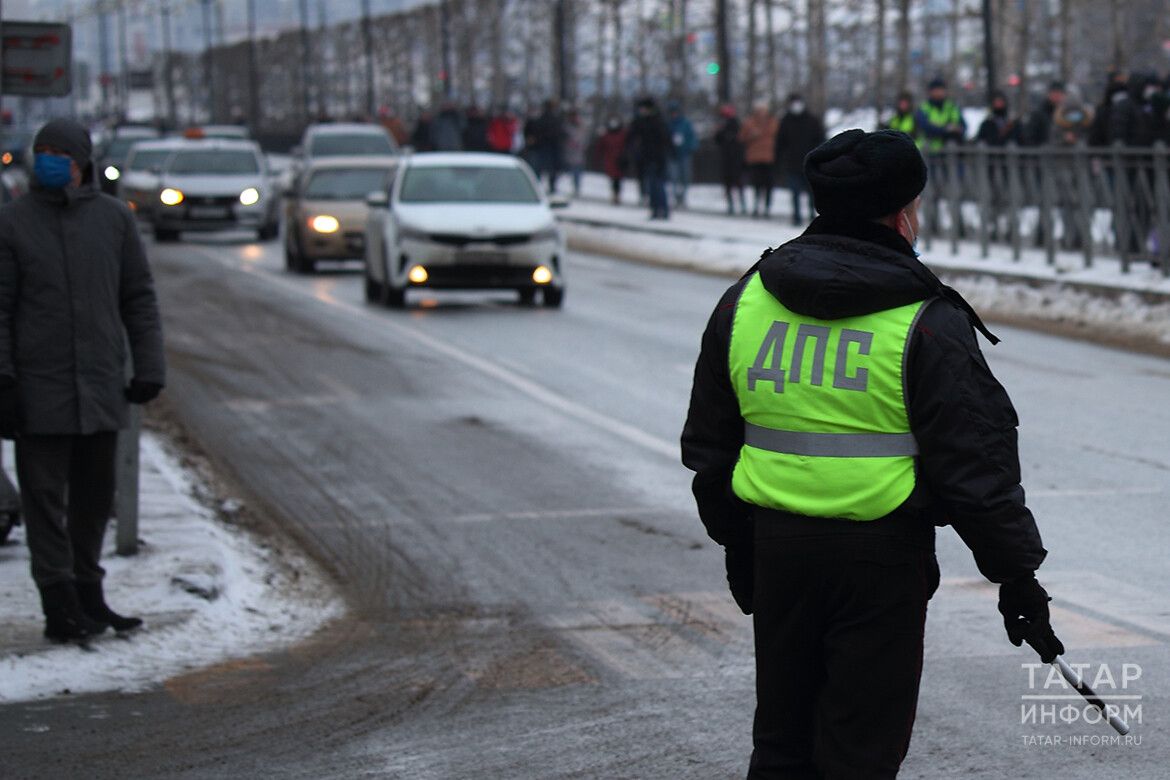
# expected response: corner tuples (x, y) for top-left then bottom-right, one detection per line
(378, 68), (1170, 227)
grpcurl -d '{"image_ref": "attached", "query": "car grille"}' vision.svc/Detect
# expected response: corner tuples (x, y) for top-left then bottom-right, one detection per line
(427, 233), (533, 247)
(185, 195), (237, 207)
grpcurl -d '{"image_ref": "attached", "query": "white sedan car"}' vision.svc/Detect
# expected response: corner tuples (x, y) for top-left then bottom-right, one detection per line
(363, 153), (567, 308)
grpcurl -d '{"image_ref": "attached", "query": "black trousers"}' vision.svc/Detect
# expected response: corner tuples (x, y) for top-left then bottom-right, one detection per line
(748, 527), (939, 779)
(15, 432), (119, 588)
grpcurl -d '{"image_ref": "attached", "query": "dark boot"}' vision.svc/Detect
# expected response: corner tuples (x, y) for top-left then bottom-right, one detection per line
(76, 580), (143, 633)
(39, 581), (109, 643)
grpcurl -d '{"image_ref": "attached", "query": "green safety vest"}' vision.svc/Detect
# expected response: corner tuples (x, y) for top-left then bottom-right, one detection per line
(888, 113), (918, 144)
(728, 273), (931, 521)
(919, 100), (962, 151)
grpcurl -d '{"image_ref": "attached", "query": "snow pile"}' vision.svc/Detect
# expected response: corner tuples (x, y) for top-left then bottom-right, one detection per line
(0, 434), (343, 703)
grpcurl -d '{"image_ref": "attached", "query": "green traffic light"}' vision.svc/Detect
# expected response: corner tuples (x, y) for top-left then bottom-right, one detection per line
(706, 62), (720, 75)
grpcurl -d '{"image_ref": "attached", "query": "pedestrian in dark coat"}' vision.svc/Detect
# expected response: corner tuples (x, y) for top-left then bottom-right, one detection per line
(410, 109), (435, 152)
(714, 104), (746, 215)
(430, 102), (465, 151)
(462, 105), (490, 152)
(530, 100), (566, 193)
(625, 97), (672, 219)
(774, 92), (826, 225)
(682, 129), (1061, 777)
(596, 117), (628, 204)
(977, 90), (1022, 146)
(0, 118), (166, 644)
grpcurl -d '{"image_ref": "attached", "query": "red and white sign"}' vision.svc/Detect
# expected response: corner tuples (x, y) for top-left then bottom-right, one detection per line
(2, 21), (72, 97)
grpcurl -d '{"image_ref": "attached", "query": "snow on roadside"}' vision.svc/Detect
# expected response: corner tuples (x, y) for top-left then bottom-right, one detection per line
(0, 433), (343, 703)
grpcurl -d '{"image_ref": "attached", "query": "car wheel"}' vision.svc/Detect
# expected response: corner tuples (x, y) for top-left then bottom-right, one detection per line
(257, 220), (279, 242)
(383, 281), (406, 308)
(543, 287), (565, 308)
(517, 287), (537, 306)
(154, 227), (179, 243)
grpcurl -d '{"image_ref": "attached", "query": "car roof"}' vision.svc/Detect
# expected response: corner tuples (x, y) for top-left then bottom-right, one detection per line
(302, 154), (400, 171)
(112, 125), (160, 138)
(126, 138), (188, 153)
(167, 138), (263, 153)
(305, 122), (390, 137)
(403, 152), (522, 169)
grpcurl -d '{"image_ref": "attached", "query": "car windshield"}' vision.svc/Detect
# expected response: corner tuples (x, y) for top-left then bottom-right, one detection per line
(398, 166), (539, 204)
(128, 150), (172, 171)
(309, 133), (395, 156)
(304, 168), (390, 200)
(168, 150), (260, 175)
(105, 137), (152, 159)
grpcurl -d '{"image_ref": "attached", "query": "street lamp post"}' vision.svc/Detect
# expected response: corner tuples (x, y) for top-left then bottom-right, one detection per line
(361, 0), (375, 117)
(246, 0), (259, 131)
(298, 0), (312, 120)
(160, 0), (176, 128)
(200, 0), (215, 121)
(982, 0), (996, 106)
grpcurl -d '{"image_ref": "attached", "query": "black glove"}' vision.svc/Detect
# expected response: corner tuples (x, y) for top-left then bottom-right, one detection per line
(998, 575), (1064, 663)
(125, 379), (163, 405)
(725, 543), (754, 616)
(0, 375), (18, 439)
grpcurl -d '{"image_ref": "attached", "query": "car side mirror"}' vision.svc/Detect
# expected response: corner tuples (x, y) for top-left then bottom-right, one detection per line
(366, 191), (390, 208)
(548, 194), (570, 209)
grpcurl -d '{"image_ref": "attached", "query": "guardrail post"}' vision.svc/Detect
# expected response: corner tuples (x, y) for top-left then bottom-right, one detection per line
(115, 404), (141, 556)
(975, 143), (990, 258)
(946, 144), (961, 256)
(1073, 145), (1095, 268)
(1111, 142), (1131, 273)
(1152, 142), (1170, 275)
(1039, 149), (1058, 266)
(1006, 143), (1022, 261)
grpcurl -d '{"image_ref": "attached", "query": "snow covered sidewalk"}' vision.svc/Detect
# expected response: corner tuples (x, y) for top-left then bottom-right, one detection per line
(0, 433), (342, 703)
(558, 172), (1170, 347)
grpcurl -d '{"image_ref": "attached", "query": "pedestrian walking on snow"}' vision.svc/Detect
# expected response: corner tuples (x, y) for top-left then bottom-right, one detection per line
(0, 118), (166, 644)
(738, 103), (780, 218)
(774, 93), (825, 226)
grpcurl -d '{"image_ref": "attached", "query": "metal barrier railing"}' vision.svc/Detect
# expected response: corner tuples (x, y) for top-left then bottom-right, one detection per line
(918, 142), (1170, 276)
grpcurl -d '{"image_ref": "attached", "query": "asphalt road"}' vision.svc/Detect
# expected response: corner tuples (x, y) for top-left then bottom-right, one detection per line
(1, 232), (1167, 778)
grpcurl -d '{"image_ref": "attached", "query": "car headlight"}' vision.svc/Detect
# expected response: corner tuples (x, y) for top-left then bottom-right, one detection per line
(239, 187), (261, 206)
(104, 165), (121, 181)
(309, 214), (340, 234)
(532, 225), (560, 242)
(397, 223), (429, 243)
(160, 187), (184, 206)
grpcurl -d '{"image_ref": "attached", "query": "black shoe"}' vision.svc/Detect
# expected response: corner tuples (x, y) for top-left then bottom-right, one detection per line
(39, 581), (109, 643)
(76, 580), (143, 633)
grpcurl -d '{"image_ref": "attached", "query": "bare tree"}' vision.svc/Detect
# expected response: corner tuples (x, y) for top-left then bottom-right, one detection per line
(747, 0), (758, 103)
(764, 0), (777, 108)
(806, 0), (827, 115)
(874, 0), (886, 122)
(490, 0), (507, 108)
(895, 0), (910, 92)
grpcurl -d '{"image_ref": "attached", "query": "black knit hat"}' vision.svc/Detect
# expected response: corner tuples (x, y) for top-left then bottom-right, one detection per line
(804, 129), (928, 220)
(32, 118), (92, 168)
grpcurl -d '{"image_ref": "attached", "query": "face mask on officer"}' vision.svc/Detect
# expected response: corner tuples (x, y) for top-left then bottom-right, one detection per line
(789, 100), (805, 115)
(900, 204), (920, 256)
(33, 152), (74, 189)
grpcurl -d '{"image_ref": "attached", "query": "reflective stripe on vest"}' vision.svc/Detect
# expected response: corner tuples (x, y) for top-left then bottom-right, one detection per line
(888, 113), (917, 141)
(728, 272), (932, 521)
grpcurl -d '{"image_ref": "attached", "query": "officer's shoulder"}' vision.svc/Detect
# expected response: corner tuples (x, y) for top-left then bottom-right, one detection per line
(915, 296), (981, 345)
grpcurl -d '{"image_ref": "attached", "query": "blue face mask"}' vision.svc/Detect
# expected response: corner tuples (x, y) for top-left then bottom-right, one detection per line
(34, 153), (74, 189)
(902, 212), (920, 257)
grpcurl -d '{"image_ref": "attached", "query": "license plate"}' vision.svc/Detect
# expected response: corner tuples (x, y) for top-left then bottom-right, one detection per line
(188, 205), (229, 219)
(456, 250), (506, 264)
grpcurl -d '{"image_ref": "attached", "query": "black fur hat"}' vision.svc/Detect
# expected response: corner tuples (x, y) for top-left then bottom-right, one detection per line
(804, 129), (928, 220)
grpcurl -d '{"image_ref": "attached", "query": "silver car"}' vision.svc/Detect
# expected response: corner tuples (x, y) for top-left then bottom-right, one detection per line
(150, 139), (281, 242)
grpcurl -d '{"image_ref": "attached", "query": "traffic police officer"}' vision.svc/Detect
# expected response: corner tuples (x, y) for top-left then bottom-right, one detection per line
(681, 129), (1063, 778)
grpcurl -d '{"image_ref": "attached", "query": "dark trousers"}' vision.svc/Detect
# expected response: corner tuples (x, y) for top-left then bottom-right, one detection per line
(748, 164), (774, 215)
(748, 529), (939, 779)
(786, 172), (809, 222)
(646, 163), (669, 219)
(15, 432), (119, 588)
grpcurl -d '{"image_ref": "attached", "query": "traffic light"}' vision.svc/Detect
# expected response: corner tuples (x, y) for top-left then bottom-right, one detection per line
(706, 62), (720, 76)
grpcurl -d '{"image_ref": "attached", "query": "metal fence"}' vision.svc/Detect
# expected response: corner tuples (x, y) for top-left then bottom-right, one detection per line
(918, 143), (1170, 276)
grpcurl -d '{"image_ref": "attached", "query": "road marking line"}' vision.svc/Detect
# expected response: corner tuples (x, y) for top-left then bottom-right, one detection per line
(188, 245), (680, 461)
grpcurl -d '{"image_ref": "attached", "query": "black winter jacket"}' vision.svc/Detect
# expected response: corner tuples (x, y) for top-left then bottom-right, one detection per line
(681, 217), (1047, 584)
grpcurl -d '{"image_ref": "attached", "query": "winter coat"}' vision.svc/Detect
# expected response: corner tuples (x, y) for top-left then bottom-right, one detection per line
(1021, 102), (1058, 146)
(487, 115), (518, 153)
(0, 174), (165, 435)
(1052, 99), (1094, 146)
(738, 113), (780, 165)
(976, 113), (1022, 146)
(715, 117), (745, 179)
(597, 127), (628, 180)
(774, 110), (826, 177)
(430, 109), (465, 151)
(563, 121), (587, 168)
(626, 111), (671, 172)
(668, 115), (698, 160)
(681, 216), (1046, 584)
(462, 115), (490, 152)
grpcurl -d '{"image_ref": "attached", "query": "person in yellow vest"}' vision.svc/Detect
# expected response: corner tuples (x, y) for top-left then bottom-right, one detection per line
(681, 129), (1062, 778)
(883, 90), (920, 144)
(916, 77), (966, 150)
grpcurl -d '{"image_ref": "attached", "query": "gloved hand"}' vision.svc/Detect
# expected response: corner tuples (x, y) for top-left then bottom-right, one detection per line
(0, 375), (18, 439)
(998, 574), (1064, 663)
(725, 543), (754, 616)
(124, 378), (163, 405)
